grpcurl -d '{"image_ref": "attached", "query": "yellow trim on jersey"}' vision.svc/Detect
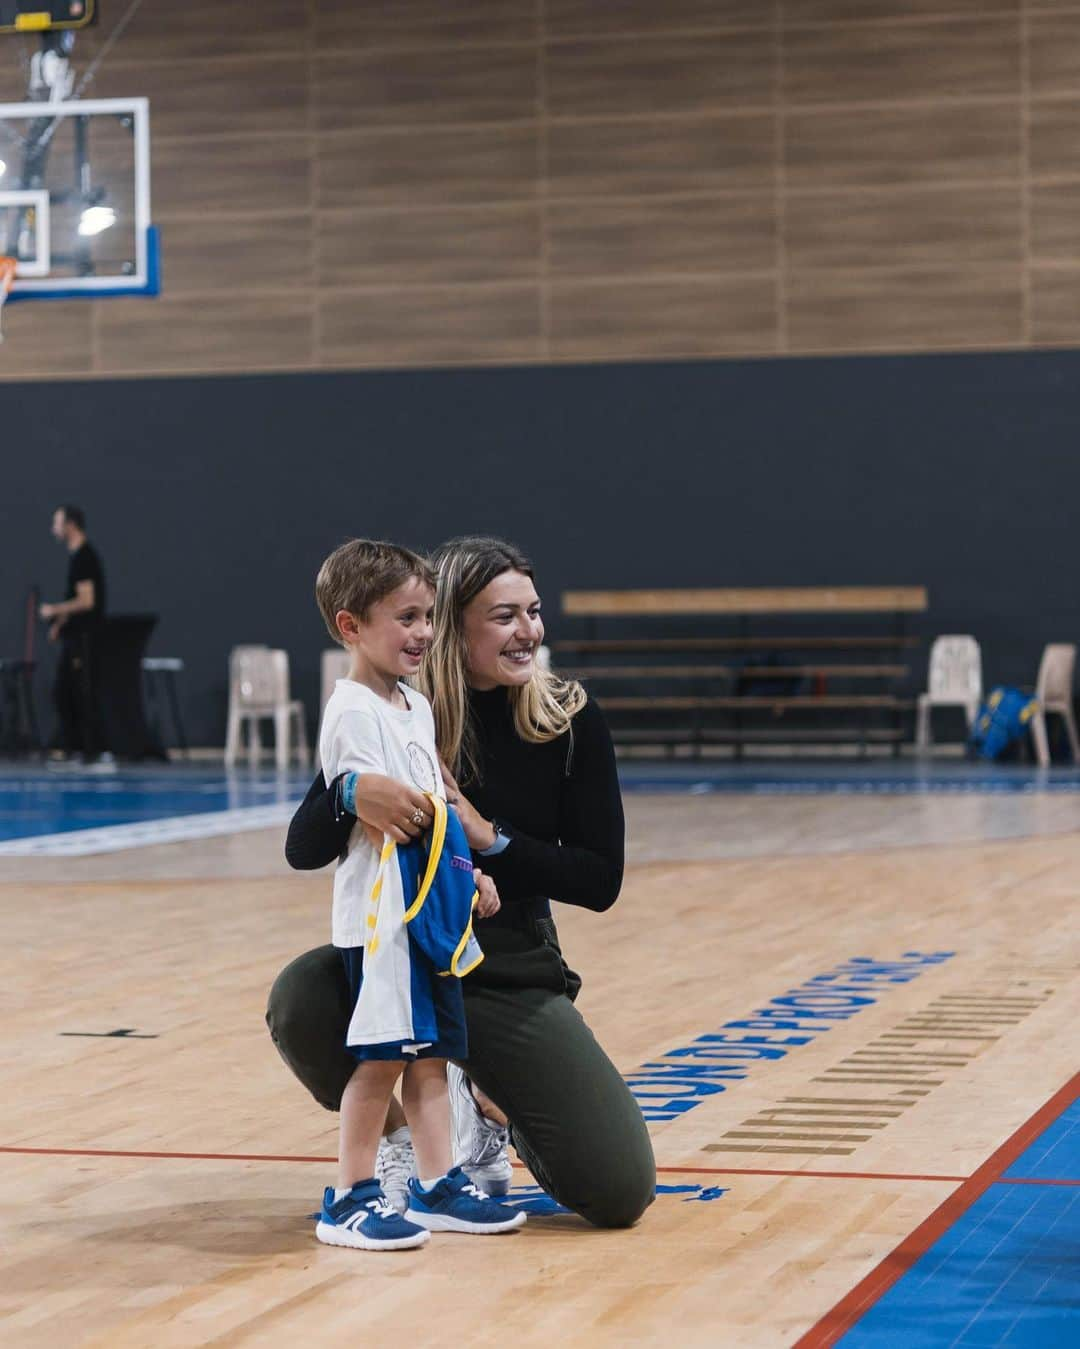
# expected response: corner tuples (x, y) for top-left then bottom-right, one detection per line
(444, 895), (483, 976)
(365, 838), (397, 957)
(403, 793), (447, 923)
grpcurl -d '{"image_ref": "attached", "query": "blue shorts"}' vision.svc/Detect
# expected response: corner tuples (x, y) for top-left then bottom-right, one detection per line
(339, 946), (469, 1062)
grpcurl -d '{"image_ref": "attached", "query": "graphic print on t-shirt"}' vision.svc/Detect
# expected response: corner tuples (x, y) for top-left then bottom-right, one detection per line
(407, 741), (438, 793)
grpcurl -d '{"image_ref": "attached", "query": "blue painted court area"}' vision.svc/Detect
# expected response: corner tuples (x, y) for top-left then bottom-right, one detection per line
(3, 758), (1080, 850)
(0, 764), (312, 844)
(838, 1100), (1080, 1348)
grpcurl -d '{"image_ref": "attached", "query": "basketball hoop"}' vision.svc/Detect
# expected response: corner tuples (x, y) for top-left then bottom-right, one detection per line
(0, 256), (16, 343)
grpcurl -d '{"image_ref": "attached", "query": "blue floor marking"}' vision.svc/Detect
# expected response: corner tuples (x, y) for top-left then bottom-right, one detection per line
(0, 766), (312, 842)
(3, 759), (1080, 845)
(1002, 1103), (1080, 1183)
(837, 1097), (1080, 1347)
(503, 1182), (728, 1216)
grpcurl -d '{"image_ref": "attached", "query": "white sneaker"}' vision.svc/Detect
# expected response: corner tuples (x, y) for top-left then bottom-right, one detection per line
(375, 1131), (416, 1215)
(448, 1063), (513, 1197)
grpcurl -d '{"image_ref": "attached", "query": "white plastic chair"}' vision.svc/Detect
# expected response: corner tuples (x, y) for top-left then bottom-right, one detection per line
(315, 647), (352, 772)
(915, 635), (982, 751)
(224, 646), (310, 770)
(1029, 643), (1080, 768)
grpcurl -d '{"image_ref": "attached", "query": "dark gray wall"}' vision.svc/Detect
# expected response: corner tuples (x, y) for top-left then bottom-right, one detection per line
(3, 349), (1076, 749)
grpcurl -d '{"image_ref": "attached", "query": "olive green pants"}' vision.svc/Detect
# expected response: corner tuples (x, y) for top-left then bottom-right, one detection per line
(266, 918), (655, 1228)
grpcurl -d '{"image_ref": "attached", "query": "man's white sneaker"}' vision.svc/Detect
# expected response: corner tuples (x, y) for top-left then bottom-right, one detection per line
(448, 1063), (513, 1197)
(375, 1131), (416, 1214)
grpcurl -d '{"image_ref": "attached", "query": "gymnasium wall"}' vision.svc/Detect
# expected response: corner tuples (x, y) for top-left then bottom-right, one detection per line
(2, 348), (1075, 746)
(3, 2), (1080, 377)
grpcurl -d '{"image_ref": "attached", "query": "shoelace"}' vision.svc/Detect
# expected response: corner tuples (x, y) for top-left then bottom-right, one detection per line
(364, 1195), (399, 1220)
(378, 1141), (414, 1188)
(471, 1115), (510, 1168)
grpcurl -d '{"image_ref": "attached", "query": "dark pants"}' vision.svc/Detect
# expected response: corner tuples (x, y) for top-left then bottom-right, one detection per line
(54, 630), (106, 758)
(266, 917), (656, 1229)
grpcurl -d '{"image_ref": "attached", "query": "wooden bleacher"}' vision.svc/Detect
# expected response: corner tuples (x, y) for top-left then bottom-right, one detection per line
(555, 586), (928, 755)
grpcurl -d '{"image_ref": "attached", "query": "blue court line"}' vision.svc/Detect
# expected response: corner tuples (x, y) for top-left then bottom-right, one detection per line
(835, 1101), (1080, 1348)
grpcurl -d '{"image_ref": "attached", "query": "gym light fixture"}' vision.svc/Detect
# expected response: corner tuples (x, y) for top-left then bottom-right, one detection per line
(78, 205), (116, 237)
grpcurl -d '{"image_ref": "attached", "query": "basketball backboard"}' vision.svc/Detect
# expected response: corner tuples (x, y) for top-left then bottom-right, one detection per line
(0, 95), (157, 298)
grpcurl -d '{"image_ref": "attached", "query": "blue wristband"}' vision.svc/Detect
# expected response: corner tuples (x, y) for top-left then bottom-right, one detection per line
(341, 772), (358, 816)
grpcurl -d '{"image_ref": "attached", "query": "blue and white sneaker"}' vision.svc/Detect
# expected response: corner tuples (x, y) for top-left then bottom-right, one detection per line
(405, 1166), (527, 1234)
(316, 1179), (430, 1250)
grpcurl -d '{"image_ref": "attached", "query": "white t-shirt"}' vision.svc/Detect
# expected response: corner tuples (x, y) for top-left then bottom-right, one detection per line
(319, 678), (444, 948)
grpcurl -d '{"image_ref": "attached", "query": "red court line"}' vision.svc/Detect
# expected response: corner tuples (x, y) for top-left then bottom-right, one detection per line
(1, 1146), (1074, 1190)
(0, 1146), (968, 1183)
(652, 1164), (965, 1183)
(792, 1070), (1080, 1349)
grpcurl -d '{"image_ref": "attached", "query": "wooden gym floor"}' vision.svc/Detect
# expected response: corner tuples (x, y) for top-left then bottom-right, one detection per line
(1, 789), (1077, 1347)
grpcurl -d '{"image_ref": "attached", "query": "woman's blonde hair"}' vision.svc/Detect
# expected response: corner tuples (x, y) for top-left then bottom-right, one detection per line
(420, 536), (586, 780)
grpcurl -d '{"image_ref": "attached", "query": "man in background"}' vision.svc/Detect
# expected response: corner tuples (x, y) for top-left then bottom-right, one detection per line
(39, 504), (112, 769)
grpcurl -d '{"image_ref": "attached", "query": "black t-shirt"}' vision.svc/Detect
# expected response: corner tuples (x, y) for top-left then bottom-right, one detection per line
(64, 541), (106, 638)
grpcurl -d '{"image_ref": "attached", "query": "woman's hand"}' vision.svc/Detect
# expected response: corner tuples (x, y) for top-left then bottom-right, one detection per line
(473, 868), (500, 918)
(350, 773), (433, 845)
(439, 757), (497, 851)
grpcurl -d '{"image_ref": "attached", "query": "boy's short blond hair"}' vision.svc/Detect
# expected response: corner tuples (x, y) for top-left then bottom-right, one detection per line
(316, 539), (436, 646)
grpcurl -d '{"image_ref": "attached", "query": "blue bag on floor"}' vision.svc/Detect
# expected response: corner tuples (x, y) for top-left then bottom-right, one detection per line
(968, 686), (1037, 761)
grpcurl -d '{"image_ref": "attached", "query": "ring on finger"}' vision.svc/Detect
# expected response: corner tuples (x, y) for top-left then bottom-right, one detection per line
(410, 808), (426, 827)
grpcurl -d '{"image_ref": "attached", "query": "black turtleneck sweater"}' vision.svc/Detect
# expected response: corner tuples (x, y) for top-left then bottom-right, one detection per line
(285, 688), (625, 930)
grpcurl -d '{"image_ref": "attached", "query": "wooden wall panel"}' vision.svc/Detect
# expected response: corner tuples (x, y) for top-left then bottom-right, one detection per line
(160, 215), (314, 295)
(0, 1), (1078, 379)
(786, 187), (1021, 268)
(1029, 98), (1080, 177)
(316, 127), (539, 210)
(93, 58), (310, 139)
(548, 196), (777, 278)
(0, 301), (94, 378)
(1028, 12), (1080, 94)
(785, 104), (1021, 189)
(548, 277), (777, 359)
(78, 0), (309, 66)
(547, 115), (776, 198)
(95, 295), (315, 375)
(312, 0), (538, 51)
(787, 268), (1023, 351)
(1030, 270), (1080, 345)
(781, 1), (1017, 21)
(318, 284), (543, 368)
(546, 34), (776, 118)
(546, 1), (770, 38)
(152, 136), (313, 217)
(315, 47), (538, 132)
(317, 205), (541, 287)
(782, 20), (1020, 104)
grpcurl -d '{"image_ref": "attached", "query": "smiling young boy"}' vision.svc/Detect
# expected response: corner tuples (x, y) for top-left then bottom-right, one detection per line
(313, 538), (525, 1251)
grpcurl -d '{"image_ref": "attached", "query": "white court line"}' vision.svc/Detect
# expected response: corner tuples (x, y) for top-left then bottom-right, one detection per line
(0, 804), (297, 857)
